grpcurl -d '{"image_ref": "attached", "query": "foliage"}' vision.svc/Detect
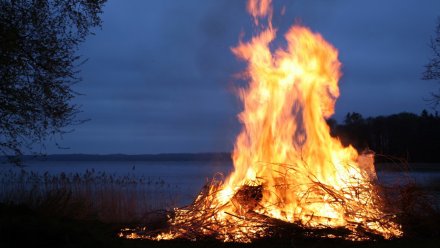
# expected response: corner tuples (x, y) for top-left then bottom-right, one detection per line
(333, 111), (440, 162)
(0, 0), (106, 163)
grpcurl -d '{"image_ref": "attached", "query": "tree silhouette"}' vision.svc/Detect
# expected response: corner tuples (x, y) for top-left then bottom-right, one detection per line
(0, 0), (106, 163)
(423, 17), (440, 106)
(333, 111), (440, 162)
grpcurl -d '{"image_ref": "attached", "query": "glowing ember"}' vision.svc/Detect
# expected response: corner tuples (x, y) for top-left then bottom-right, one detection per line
(120, 0), (402, 242)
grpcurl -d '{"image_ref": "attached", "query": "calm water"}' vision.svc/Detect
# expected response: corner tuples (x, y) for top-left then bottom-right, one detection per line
(0, 160), (233, 206)
(1, 160), (439, 206)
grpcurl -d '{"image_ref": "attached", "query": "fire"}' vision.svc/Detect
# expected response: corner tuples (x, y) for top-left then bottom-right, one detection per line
(225, 23), (399, 237)
(120, 0), (402, 242)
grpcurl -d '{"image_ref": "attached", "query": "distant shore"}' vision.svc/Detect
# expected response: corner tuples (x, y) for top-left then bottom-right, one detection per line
(1, 153), (439, 172)
(0, 152), (232, 162)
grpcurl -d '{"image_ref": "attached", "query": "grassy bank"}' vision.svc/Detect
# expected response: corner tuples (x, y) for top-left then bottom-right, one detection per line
(0, 168), (180, 223)
(1, 164), (439, 247)
(1, 202), (439, 248)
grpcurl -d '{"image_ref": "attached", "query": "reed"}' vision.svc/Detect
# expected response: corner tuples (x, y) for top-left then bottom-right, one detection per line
(0, 168), (180, 223)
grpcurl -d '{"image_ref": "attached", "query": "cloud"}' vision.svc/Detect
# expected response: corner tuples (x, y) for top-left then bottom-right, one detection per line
(46, 0), (440, 154)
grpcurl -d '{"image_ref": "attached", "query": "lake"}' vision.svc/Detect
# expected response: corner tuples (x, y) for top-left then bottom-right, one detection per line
(1, 160), (439, 207)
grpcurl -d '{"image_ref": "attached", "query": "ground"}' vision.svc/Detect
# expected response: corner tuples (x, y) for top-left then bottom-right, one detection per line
(1, 203), (439, 248)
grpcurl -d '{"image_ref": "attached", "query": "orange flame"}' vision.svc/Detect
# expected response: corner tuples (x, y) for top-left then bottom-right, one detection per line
(222, 22), (401, 237)
(210, 19), (402, 239)
(121, 0), (402, 242)
(247, 0), (272, 24)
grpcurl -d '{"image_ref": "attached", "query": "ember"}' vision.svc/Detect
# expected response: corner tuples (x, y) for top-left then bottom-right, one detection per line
(120, 0), (402, 242)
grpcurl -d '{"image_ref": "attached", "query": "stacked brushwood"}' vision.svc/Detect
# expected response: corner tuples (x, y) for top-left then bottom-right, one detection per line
(119, 172), (400, 242)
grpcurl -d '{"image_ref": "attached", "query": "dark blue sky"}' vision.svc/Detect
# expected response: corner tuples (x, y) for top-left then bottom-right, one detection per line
(47, 0), (440, 154)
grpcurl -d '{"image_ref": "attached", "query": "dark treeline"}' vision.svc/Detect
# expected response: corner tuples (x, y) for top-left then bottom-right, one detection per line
(329, 110), (440, 163)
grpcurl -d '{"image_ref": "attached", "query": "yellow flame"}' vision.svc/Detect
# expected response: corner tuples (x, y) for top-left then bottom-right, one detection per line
(216, 0), (401, 239)
(216, 22), (401, 238)
(123, 0), (402, 242)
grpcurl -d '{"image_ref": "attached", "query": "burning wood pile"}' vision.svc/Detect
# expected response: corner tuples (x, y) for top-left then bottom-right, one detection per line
(120, 163), (401, 242)
(120, 0), (402, 242)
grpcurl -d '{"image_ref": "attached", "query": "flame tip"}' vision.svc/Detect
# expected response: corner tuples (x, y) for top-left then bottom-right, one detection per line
(122, 0), (402, 242)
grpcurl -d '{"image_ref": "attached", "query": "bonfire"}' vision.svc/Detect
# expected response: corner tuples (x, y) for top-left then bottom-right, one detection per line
(120, 0), (402, 242)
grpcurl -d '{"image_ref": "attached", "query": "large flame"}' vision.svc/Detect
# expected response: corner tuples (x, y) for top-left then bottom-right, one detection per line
(220, 22), (398, 238)
(120, 0), (402, 242)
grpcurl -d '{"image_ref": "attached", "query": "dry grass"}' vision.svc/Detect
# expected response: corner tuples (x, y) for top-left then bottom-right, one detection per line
(0, 168), (180, 223)
(121, 160), (440, 243)
(121, 167), (403, 242)
(380, 181), (440, 239)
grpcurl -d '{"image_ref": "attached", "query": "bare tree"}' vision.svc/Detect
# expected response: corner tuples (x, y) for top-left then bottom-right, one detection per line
(423, 17), (440, 106)
(0, 0), (106, 163)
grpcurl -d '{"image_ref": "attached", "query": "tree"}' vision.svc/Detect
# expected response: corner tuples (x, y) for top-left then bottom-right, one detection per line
(344, 112), (364, 125)
(0, 0), (106, 163)
(423, 17), (440, 106)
